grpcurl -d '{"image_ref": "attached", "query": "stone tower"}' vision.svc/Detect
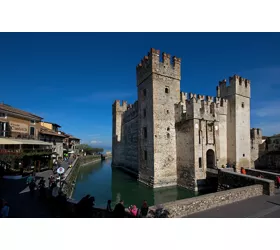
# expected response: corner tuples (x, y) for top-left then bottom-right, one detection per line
(217, 75), (251, 170)
(136, 48), (181, 188)
(112, 100), (127, 167)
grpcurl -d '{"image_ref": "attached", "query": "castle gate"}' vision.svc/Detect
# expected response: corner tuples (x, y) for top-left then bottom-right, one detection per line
(206, 149), (215, 168)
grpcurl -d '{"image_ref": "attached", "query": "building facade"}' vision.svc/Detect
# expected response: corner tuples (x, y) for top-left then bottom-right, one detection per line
(112, 48), (263, 191)
(39, 122), (66, 159)
(0, 103), (42, 139)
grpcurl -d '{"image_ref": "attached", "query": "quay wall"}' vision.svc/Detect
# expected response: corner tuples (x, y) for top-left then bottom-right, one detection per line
(63, 155), (101, 198)
(245, 168), (279, 183)
(149, 185), (263, 218)
(217, 169), (275, 196)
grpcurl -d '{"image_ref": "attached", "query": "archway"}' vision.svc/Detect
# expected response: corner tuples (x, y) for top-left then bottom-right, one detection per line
(206, 149), (215, 168)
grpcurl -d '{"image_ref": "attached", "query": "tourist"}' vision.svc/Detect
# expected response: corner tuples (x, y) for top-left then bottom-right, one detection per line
(26, 174), (34, 186)
(276, 176), (280, 189)
(52, 182), (60, 198)
(241, 167), (246, 175)
(29, 179), (37, 196)
(48, 175), (55, 188)
(106, 200), (112, 212)
(226, 163), (230, 168)
(0, 199), (10, 218)
(113, 200), (126, 218)
(128, 205), (138, 217)
(140, 200), (149, 217)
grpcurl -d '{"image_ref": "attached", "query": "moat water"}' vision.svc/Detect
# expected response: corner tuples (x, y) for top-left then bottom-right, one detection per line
(72, 158), (203, 208)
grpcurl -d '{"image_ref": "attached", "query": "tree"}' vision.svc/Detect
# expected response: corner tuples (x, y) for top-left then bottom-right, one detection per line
(76, 144), (103, 155)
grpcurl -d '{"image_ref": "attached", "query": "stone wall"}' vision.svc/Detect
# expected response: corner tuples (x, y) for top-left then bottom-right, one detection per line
(149, 185), (263, 218)
(63, 156), (101, 198)
(255, 151), (280, 171)
(245, 168), (279, 183)
(218, 169), (275, 196)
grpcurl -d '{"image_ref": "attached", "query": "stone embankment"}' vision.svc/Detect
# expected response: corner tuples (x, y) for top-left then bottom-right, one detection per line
(149, 185), (263, 218)
(62, 155), (101, 198)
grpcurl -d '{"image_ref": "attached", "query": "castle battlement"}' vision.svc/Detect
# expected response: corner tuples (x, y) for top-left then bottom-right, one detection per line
(217, 75), (251, 98)
(122, 101), (138, 124)
(136, 48), (181, 86)
(250, 128), (262, 140)
(113, 100), (128, 112)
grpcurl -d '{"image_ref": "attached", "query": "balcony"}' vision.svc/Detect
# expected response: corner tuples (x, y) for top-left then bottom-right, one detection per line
(0, 130), (38, 140)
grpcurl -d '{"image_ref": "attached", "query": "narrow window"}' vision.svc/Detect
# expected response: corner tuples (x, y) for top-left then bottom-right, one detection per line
(143, 108), (146, 118)
(167, 133), (170, 139)
(30, 120), (35, 124)
(166, 110), (169, 114)
(143, 127), (147, 138)
(167, 127), (170, 131)
(199, 157), (202, 168)
(243, 154), (245, 157)
(144, 150), (147, 161)
(143, 89), (147, 97)
(165, 87), (169, 94)
(241, 102), (244, 108)
(30, 127), (35, 136)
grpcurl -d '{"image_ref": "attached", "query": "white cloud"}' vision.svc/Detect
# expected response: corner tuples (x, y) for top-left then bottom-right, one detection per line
(91, 140), (102, 144)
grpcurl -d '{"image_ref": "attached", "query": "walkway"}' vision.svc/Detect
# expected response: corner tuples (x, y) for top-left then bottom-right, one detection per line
(186, 189), (280, 218)
(0, 161), (70, 218)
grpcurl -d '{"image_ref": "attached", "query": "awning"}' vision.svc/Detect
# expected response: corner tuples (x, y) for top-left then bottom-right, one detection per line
(0, 138), (53, 146)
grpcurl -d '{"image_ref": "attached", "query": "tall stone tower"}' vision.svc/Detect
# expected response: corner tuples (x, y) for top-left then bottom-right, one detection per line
(136, 48), (181, 188)
(112, 100), (127, 167)
(217, 75), (251, 170)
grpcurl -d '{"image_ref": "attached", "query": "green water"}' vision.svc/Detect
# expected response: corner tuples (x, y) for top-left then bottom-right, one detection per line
(72, 158), (199, 208)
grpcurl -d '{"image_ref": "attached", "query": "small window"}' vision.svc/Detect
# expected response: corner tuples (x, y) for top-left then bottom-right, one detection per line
(143, 127), (147, 138)
(241, 102), (244, 108)
(166, 110), (169, 114)
(167, 133), (170, 139)
(30, 120), (35, 124)
(165, 87), (169, 94)
(143, 89), (147, 97)
(167, 127), (170, 131)
(243, 154), (245, 157)
(143, 108), (146, 118)
(30, 127), (35, 136)
(199, 157), (202, 168)
(144, 150), (147, 161)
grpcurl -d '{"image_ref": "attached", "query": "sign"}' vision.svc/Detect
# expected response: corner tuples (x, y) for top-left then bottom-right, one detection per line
(10, 122), (28, 133)
(57, 167), (65, 175)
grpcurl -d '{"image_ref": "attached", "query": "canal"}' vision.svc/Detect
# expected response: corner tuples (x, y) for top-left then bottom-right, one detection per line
(72, 158), (200, 208)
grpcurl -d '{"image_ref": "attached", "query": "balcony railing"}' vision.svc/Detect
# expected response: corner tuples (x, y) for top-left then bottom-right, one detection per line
(0, 130), (38, 140)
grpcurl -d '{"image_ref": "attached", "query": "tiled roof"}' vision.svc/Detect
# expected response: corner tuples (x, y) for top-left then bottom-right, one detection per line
(39, 127), (66, 138)
(0, 103), (42, 120)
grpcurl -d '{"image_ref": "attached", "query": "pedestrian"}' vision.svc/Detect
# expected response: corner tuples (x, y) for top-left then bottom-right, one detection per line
(113, 200), (126, 218)
(276, 176), (280, 189)
(128, 205), (138, 217)
(106, 200), (112, 212)
(140, 200), (149, 217)
(0, 199), (10, 218)
(29, 179), (36, 196)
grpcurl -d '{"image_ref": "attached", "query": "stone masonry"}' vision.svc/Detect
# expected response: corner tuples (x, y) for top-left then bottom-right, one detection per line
(112, 48), (264, 191)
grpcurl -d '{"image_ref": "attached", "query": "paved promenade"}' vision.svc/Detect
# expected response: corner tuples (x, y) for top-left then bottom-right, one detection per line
(0, 161), (69, 218)
(186, 189), (280, 218)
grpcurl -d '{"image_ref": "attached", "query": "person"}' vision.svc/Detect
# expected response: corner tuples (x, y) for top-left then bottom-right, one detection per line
(29, 179), (36, 195)
(0, 199), (9, 218)
(241, 167), (246, 175)
(113, 200), (126, 218)
(52, 182), (59, 198)
(140, 200), (149, 217)
(106, 200), (112, 212)
(38, 178), (46, 198)
(276, 176), (280, 189)
(48, 175), (55, 188)
(129, 205), (138, 217)
(226, 163), (230, 168)
(26, 174), (34, 186)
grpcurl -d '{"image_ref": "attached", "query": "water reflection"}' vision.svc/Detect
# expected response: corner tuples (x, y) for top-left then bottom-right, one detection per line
(72, 158), (198, 208)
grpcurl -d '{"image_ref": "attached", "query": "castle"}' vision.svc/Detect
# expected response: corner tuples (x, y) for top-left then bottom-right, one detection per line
(112, 48), (263, 191)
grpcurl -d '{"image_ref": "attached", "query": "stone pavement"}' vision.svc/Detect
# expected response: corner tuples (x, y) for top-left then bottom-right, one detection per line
(186, 189), (280, 218)
(0, 161), (70, 218)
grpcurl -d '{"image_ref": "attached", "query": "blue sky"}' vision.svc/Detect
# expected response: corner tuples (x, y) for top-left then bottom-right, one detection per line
(1, 33), (280, 149)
